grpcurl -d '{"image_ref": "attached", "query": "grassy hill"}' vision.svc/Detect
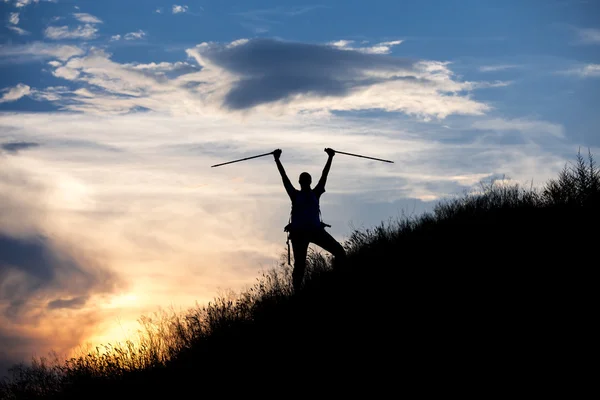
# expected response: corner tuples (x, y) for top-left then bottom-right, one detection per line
(1, 151), (598, 399)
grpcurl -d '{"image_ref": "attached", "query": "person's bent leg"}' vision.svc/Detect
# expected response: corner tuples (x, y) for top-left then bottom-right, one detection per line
(312, 229), (346, 266)
(291, 233), (309, 291)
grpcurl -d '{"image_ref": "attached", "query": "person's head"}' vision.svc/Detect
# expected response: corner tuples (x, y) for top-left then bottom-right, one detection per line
(299, 172), (312, 190)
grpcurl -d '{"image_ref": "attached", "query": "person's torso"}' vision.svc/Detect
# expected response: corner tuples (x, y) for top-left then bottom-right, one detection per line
(290, 189), (321, 230)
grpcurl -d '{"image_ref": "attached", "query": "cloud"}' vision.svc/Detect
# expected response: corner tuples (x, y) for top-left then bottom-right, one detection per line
(329, 39), (403, 54)
(468, 80), (512, 89)
(0, 43), (84, 63)
(110, 31), (146, 41)
(6, 11), (29, 34)
(0, 234), (100, 317)
(8, 25), (30, 35)
(361, 40), (403, 55)
(576, 27), (600, 44)
(12, 0), (55, 8)
(47, 296), (89, 310)
(1, 142), (40, 153)
(185, 38), (489, 117)
(124, 61), (197, 75)
(52, 64), (80, 80)
(124, 30), (146, 40)
(0, 83), (70, 104)
(45, 24), (98, 40)
(0, 83), (31, 103)
(329, 40), (354, 48)
(72, 13), (103, 24)
(472, 117), (565, 138)
(16, 38), (497, 119)
(28, 86), (71, 102)
(9, 12), (19, 25)
(0, 163), (122, 377)
(155, 8), (162, 14)
(172, 5), (188, 14)
(479, 64), (518, 72)
(227, 38), (250, 48)
(15, 0), (35, 7)
(561, 63), (600, 77)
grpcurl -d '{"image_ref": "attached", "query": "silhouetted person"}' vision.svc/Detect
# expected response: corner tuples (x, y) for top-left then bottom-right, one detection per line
(273, 148), (346, 291)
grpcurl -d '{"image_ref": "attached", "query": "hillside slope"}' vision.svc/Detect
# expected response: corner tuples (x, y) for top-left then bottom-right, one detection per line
(1, 152), (598, 399)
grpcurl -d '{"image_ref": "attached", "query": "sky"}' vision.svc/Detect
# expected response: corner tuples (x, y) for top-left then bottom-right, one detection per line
(0, 0), (599, 376)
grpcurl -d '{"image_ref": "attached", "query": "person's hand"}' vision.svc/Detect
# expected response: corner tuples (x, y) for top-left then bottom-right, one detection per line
(273, 149), (282, 160)
(324, 148), (335, 157)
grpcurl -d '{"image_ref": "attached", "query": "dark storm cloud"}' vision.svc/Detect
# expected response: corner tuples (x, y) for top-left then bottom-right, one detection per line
(0, 234), (117, 319)
(0, 167), (123, 376)
(0, 234), (56, 281)
(0, 232), (120, 376)
(1, 141), (40, 154)
(47, 296), (89, 310)
(196, 39), (417, 109)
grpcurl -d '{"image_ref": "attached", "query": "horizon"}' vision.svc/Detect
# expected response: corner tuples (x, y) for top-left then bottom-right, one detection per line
(1, 0), (599, 376)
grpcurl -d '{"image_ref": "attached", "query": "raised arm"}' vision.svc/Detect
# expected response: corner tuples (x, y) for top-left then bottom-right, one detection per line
(273, 149), (296, 199)
(316, 148), (335, 193)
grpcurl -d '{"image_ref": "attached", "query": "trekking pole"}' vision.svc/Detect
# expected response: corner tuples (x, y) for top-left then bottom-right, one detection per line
(331, 149), (394, 163)
(211, 151), (275, 168)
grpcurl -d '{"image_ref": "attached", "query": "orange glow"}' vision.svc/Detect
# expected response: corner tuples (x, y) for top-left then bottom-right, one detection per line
(102, 293), (139, 309)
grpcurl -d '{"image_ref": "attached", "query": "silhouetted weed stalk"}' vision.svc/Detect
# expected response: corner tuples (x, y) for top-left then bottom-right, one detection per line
(1, 150), (598, 399)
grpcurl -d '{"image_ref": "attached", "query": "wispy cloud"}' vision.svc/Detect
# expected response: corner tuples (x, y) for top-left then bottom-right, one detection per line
(73, 13), (103, 24)
(472, 117), (565, 138)
(109, 31), (147, 41)
(13, 0), (55, 8)
(226, 38), (250, 48)
(155, 8), (162, 14)
(329, 39), (403, 54)
(124, 30), (146, 40)
(479, 64), (519, 72)
(561, 63), (600, 77)
(0, 83), (73, 103)
(0, 42), (84, 62)
(172, 5), (188, 14)
(15, 0), (35, 7)
(0, 83), (31, 103)
(576, 27), (600, 44)
(361, 40), (403, 54)
(124, 61), (197, 75)
(1, 141), (39, 154)
(9, 12), (19, 25)
(8, 25), (30, 35)
(6, 11), (30, 35)
(45, 24), (98, 40)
